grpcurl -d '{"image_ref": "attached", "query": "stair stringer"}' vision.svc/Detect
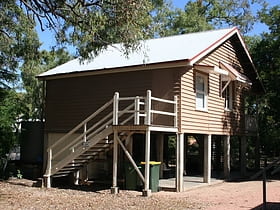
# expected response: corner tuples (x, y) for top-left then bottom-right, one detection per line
(50, 126), (113, 176)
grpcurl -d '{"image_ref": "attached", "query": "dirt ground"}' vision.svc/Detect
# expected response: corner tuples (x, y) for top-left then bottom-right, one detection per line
(0, 178), (280, 210)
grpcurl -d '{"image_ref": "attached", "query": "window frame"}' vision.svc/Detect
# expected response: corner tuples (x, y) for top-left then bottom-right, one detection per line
(221, 80), (233, 111)
(195, 72), (208, 111)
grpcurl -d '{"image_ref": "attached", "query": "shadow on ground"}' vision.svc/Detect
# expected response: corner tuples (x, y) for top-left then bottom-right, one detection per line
(51, 177), (112, 192)
(251, 202), (280, 210)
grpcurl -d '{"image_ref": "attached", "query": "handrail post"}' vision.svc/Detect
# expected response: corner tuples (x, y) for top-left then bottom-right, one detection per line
(83, 123), (87, 146)
(48, 148), (52, 176)
(44, 148), (52, 188)
(145, 90), (151, 125)
(111, 129), (119, 194)
(113, 92), (119, 125)
(134, 96), (140, 125)
(174, 95), (178, 128)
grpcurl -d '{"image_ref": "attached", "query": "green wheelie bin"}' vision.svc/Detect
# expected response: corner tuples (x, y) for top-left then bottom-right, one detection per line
(140, 161), (161, 192)
(124, 162), (141, 190)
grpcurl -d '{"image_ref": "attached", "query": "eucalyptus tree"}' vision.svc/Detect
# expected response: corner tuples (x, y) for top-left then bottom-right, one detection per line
(250, 5), (280, 157)
(152, 0), (267, 36)
(21, 49), (72, 120)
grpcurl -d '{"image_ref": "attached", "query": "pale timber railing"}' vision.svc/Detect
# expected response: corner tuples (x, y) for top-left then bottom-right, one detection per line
(44, 90), (178, 178)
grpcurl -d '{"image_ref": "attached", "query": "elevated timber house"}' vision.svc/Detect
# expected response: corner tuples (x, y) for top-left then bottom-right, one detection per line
(38, 27), (262, 195)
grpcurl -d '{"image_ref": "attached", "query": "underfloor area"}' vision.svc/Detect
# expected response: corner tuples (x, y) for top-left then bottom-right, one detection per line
(159, 176), (223, 191)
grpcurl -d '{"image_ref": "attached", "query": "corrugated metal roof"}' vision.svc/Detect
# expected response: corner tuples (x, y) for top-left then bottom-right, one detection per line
(38, 27), (238, 78)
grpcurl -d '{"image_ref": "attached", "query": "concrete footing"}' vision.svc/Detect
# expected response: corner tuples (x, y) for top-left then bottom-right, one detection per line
(110, 187), (119, 194)
(142, 189), (152, 197)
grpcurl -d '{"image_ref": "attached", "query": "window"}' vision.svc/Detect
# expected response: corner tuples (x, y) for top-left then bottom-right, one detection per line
(195, 73), (208, 111)
(222, 81), (233, 110)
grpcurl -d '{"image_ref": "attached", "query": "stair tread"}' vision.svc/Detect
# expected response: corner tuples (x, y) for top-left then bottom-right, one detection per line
(60, 167), (80, 171)
(75, 157), (94, 160)
(64, 164), (83, 168)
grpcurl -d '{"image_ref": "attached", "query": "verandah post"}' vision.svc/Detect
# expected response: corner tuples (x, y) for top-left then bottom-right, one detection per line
(111, 129), (119, 194)
(203, 134), (212, 183)
(44, 148), (52, 188)
(145, 90), (151, 125)
(224, 135), (231, 179)
(113, 92), (119, 125)
(176, 133), (184, 192)
(143, 90), (151, 196)
(174, 95), (178, 128)
(83, 123), (87, 144)
(143, 127), (151, 197)
(134, 96), (140, 125)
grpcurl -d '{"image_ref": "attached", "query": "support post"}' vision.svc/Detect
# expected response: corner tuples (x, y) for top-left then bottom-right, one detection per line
(203, 134), (211, 183)
(134, 96), (140, 125)
(111, 129), (119, 194)
(145, 90), (151, 125)
(223, 135), (231, 179)
(79, 165), (88, 184)
(157, 134), (164, 178)
(240, 136), (247, 177)
(143, 128), (151, 197)
(176, 133), (184, 192)
(44, 148), (52, 188)
(74, 170), (80, 185)
(174, 95), (178, 128)
(44, 175), (51, 188)
(83, 123), (87, 145)
(113, 92), (119, 125)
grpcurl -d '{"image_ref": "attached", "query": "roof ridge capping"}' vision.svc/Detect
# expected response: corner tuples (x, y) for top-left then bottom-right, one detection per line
(143, 27), (238, 42)
(38, 27), (242, 79)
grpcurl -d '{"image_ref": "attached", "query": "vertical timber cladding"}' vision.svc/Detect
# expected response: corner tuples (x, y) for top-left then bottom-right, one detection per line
(151, 67), (182, 126)
(45, 70), (152, 132)
(180, 36), (246, 135)
(45, 67), (180, 132)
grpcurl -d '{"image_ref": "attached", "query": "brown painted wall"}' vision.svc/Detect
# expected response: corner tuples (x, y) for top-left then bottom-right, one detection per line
(45, 68), (180, 132)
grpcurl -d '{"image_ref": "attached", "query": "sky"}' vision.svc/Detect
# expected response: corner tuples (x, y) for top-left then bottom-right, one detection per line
(37, 0), (279, 52)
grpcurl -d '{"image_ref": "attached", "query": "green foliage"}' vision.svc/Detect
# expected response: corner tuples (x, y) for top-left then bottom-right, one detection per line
(0, 89), (24, 157)
(170, 1), (214, 34)
(20, 0), (154, 60)
(21, 49), (72, 120)
(0, 1), (40, 160)
(0, 0), (40, 87)
(152, 0), (267, 36)
(250, 5), (280, 157)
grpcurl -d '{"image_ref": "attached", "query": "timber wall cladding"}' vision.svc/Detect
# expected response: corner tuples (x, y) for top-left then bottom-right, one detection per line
(180, 37), (245, 135)
(46, 70), (152, 132)
(45, 68), (179, 132)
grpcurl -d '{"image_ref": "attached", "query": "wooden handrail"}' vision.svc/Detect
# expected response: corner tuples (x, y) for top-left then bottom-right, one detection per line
(151, 96), (176, 104)
(51, 98), (114, 149)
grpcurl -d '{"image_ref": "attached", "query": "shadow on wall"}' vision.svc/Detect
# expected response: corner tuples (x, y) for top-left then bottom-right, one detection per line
(251, 202), (280, 210)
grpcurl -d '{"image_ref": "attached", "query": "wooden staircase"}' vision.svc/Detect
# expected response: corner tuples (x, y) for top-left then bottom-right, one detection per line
(43, 90), (178, 188)
(51, 126), (114, 178)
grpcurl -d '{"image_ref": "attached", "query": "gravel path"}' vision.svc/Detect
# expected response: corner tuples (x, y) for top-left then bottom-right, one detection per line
(0, 179), (279, 209)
